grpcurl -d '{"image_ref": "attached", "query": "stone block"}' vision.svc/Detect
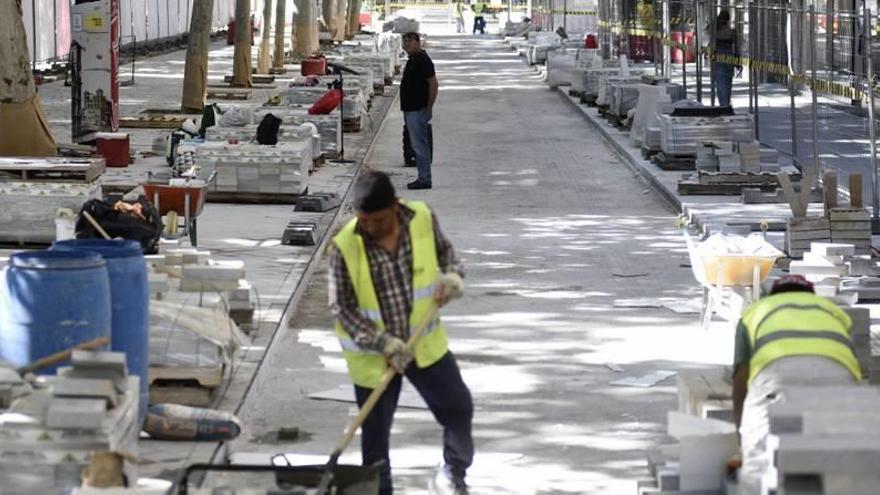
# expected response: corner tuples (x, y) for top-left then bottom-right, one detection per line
(789, 261), (847, 277)
(52, 378), (117, 407)
(45, 398), (106, 429)
(829, 208), (871, 221)
(181, 263), (245, 282)
(70, 350), (127, 376)
(811, 243), (856, 257)
(228, 280), (252, 301)
(803, 251), (845, 265)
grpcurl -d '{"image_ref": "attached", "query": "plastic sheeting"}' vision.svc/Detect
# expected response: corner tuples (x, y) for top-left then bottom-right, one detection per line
(659, 114), (756, 157)
(546, 51), (577, 88)
(22, 0), (238, 64)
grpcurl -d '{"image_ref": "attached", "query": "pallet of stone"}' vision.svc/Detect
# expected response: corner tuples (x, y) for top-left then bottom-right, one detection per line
(343, 115), (362, 133)
(119, 114), (188, 128)
(189, 142), (310, 197)
(830, 208), (872, 254)
(253, 108), (342, 156)
(0, 181), (102, 244)
(0, 157), (105, 183)
(206, 87), (252, 100)
(283, 86), (367, 120)
(785, 218), (831, 258)
(0, 373), (139, 493)
(652, 152), (696, 171)
(205, 124), (323, 167)
(659, 114), (756, 157)
(224, 74), (276, 84)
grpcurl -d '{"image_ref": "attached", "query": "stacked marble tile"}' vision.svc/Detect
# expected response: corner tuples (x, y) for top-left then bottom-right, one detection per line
(658, 113), (756, 156)
(333, 53), (393, 82)
(830, 208), (872, 255)
(282, 85), (367, 120)
(546, 50), (578, 88)
(253, 109), (341, 156)
(205, 123), (322, 164)
(190, 143), (310, 195)
(761, 386), (880, 495)
(0, 351), (139, 493)
(597, 75), (643, 106)
(0, 181), (102, 244)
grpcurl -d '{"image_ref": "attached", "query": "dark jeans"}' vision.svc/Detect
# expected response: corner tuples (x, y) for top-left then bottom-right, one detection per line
(354, 351), (474, 495)
(714, 62), (735, 107)
(473, 16), (485, 34)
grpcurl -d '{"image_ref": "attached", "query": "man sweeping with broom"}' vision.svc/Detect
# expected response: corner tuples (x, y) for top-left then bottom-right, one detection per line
(328, 170), (474, 495)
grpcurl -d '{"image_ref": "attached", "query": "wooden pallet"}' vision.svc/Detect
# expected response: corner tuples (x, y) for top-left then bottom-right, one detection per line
(641, 146), (661, 160)
(225, 74), (276, 84)
(148, 364), (224, 389)
(149, 384), (214, 407)
(119, 115), (188, 129)
(0, 157), (105, 182)
(569, 89), (583, 97)
(343, 116), (362, 133)
(698, 170), (799, 185)
(269, 66), (288, 75)
(651, 152), (695, 171)
(206, 87), (252, 100)
(373, 84), (385, 95)
(581, 94), (597, 106)
(677, 174), (781, 195)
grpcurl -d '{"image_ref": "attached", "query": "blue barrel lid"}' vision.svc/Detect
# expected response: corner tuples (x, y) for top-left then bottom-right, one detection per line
(52, 239), (143, 259)
(10, 250), (106, 270)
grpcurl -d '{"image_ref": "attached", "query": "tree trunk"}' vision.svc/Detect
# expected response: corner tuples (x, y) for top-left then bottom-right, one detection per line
(257, 0), (273, 74)
(334, 0), (348, 41)
(347, 0), (362, 37)
(0, 0), (55, 156)
(273, 0), (287, 69)
(181, 0), (214, 111)
(322, 0), (337, 38)
(231, 0), (253, 87)
(293, 0), (319, 58)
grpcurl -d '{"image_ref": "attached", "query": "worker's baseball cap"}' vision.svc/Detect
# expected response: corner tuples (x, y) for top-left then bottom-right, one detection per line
(770, 275), (814, 295)
(352, 170), (396, 213)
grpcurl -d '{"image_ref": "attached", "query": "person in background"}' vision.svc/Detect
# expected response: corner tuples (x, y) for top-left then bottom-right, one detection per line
(472, 0), (487, 34)
(732, 275), (861, 493)
(712, 10), (740, 107)
(400, 32), (438, 190)
(454, 0), (466, 33)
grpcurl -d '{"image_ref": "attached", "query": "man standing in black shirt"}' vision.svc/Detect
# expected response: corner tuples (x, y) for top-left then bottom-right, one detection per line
(400, 32), (438, 190)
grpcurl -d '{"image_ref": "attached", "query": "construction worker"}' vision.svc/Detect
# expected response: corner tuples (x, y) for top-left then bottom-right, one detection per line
(471, 0), (487, 34)
(328, 171), (474, 495)
(732, 275), (861, 493)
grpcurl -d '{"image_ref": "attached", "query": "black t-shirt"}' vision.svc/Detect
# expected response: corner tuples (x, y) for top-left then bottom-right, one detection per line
(400, 51), (436, 112)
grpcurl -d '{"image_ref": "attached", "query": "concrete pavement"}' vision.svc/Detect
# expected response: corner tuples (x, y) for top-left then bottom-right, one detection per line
(221, 34), (733, 494)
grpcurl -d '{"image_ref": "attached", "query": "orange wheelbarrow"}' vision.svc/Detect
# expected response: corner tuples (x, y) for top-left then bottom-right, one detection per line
(143, 172), (214, 246)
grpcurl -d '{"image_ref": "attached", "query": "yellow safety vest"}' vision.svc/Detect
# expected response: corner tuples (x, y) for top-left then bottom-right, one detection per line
(473, 2), (486, 15)
(333, 200), (449, 388)
(740, 292), (861, 383)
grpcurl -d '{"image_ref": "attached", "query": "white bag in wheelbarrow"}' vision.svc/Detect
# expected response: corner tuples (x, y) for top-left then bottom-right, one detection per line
(690, 233), (783, 287)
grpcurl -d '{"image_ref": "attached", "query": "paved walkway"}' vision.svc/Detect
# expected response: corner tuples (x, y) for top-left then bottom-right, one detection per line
(221, 34), (733, 494)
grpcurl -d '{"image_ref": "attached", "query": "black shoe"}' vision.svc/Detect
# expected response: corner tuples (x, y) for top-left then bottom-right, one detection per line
(404, 159), (417, 167)
(407, 180), (432, 190)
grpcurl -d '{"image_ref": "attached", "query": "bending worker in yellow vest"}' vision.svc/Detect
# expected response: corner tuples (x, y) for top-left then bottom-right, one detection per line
(328, 171), (473, 495)
(732, 274), (861, 493)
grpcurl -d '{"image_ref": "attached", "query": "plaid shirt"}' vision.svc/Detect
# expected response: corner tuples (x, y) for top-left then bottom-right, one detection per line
(328, 204), (461, 351)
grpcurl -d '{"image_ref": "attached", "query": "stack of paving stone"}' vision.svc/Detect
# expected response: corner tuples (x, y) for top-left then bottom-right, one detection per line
(188, 142), (310, 195)
(696, 140), (763, 173)
(206, 123), (322, 165)
(282, 85), (367, 121)
(785, 219), (832, 259)
(546, 50), (578, 88)
(597, 74), (645, 107)
(829, 207), (872, 255)
(332, 53), (393, 84)
(676, 369), (734, 423)
(760, 386), (880, 495)
(789, 242), (852, 293)
(253, 108), (341, 157)
(224, 280), (255, 328)
(658, 114), (756, 156)
(0, 158), (105, 244)
(0, 351), (139, 493)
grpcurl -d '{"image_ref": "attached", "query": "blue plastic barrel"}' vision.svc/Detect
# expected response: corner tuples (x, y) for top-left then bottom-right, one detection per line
(52, 240), (150, 426)
(0, 251), (111, 375)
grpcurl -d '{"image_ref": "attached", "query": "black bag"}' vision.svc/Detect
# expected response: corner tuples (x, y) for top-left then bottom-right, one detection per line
(256, 113), (282, 145)
(75, 197), (163, 254)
